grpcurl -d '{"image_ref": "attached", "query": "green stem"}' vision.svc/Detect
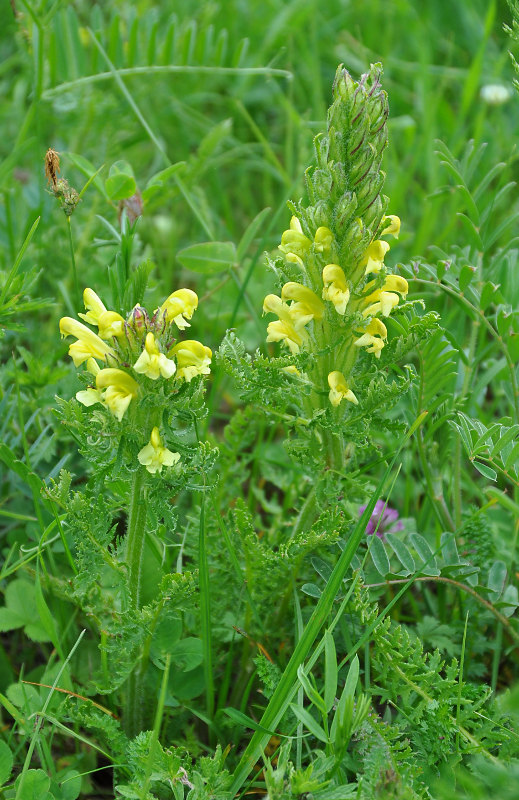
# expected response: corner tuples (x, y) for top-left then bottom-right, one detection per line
(66, 217), (80, 310)
(124, 467), (149, 736)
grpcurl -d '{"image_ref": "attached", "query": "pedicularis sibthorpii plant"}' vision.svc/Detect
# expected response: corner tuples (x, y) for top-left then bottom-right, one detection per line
(57, 284), (213, 735)
(1, 57), (518, 800)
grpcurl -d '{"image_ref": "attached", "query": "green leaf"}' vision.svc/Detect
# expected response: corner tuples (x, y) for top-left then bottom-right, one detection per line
(472, 461), (497, 481)
(410, 533), (440, 576)
(177, 241), (236, 274)
(491, 425), (519, 458)
(59, 770), (82, 800)
(369, 535), (390, 576)
(0, 579), (50, 642)
(456, 212), (483, 250)
(330, 655), (359, 742)
(385, 534), (415, 573)
(105, 172), (137, 202)
(487, 561), (507, 601)
(459, 265), (476, 292)
(440, 532), (459, 565)
(289, 703), (328, 743)
(297, 665), (326, 714)
(169, 638), (203, 672)
(0, 741), (13, 786)
(14, 769), (51, 800)
(223, 707), (292, 738)
(236, 207), (271, 261)
(324, 630), (337, 713)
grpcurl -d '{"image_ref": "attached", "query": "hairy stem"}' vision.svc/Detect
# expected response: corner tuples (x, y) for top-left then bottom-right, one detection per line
(124, 466), (149, 736)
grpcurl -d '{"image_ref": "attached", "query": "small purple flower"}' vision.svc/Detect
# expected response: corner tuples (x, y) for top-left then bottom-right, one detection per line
(359, 499), (404, 539)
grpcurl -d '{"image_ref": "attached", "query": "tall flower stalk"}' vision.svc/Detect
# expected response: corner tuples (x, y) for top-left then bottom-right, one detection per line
(263, 64), (409, 473)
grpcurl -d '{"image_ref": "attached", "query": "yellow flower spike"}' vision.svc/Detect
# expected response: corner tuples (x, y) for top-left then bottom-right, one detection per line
(159, 288), (198, 330)
(322, 264), (350, 315)
(95, 368), (139, 421)
(138, 427), (180, 474)
(279, 216), (312, 259)
(170, 340), (212, 382)
(59, 317), (117, 367)
(133, 332), (176, 380)
(281, 282), (324, 323)
(97, 310), (126, 339)
(78, 288), (107, 326)
(361, 240), (390, 275)
(328, 371), (358, 407)
(382, 215), (401, 238)
(314, 226), (334, 253)
(354, 318), (388, 359)
(266, 319), (307, 355)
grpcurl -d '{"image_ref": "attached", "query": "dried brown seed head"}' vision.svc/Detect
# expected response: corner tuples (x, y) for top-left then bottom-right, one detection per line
(44, 148), (60, 187)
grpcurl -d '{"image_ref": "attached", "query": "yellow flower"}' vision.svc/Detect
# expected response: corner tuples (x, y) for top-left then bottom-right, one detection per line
(328, 371), (358, 407)
(159, 289), (198, 330)
(322, 264), (350, 315)
(78, 288), (106, 326)
(97, 311), (125, 339)
(76, 357), (103, 405)
(314, 226), (333, 253)
(138, 427), (180, 474)
(381, 215), (401, 238)
(59, 317), (116, 367)
(95, 368), (139, 421)
(362, 274), (408, 318)
(360, 240), (390, 275)
(354, 318), (388, 359)
(263, 291), (312, 353)
(170, 340), (212, 382)
(133, 332), (176, 380)
(380, 274), (408, 299)
(281, 282), (324, 322)
(282, 365), (301, 376)
(362, 291), (400, 318)
(266, 318), (308, 354)
(278, 216), (312, 260)
(76, 387), (104, 407)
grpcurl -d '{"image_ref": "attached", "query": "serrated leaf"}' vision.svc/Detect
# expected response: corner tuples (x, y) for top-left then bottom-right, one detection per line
(472, 461), (497, 481)
(177, 240), (236, 274)
(369, 535), (390, 576)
